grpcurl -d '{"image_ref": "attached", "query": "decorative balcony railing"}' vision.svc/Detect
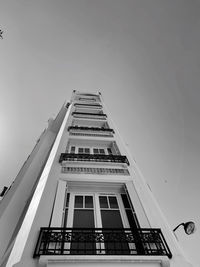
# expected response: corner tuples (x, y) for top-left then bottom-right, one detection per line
(72, 112), (107, 117)
(59, 153), (129, 165)
(34, 228), (172, 258)
(68, 126), (114, 133)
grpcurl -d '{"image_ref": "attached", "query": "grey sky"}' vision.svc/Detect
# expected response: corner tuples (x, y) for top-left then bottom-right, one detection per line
(0, 1), (200, 266)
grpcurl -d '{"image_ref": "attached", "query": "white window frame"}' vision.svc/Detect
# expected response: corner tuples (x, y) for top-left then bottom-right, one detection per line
(62, 191), (130, 230)
(69, 146), (114, 155)
(50, 180), (149, 229)
(61, 189), (136, 255)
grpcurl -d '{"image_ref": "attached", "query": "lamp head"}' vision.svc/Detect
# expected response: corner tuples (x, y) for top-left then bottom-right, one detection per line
(184, 221), (196, 235)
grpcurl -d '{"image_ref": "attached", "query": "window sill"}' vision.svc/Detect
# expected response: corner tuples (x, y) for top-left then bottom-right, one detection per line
(39, 255), (170, 267)
(60, 160), (128, 168)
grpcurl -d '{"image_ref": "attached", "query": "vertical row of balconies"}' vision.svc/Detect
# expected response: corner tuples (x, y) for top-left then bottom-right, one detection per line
(68, 96), (115, 138)
(34, 93), (172, 261)
(60, 96), (130, 166)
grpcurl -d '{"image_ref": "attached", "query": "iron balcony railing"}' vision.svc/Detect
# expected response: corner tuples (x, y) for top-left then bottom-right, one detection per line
(72, 112), (107, 117)
(68, 126), (115, 133)
(59, 153), (129, 165)
(34, 227), (172, 258)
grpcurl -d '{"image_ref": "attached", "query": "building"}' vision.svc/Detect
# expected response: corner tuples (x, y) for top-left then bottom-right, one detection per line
(0, 91), (193, 267)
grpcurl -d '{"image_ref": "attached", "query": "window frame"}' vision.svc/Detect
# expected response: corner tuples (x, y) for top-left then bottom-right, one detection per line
(69, 146), (114, 155)
(63, 191), (132, 230)
(50, 180), (148, 229)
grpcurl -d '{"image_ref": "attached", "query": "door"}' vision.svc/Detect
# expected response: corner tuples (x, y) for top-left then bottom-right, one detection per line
(70, 194), (96, 254)
(99, 195), (130, 254)
(63, 191), (139, 255)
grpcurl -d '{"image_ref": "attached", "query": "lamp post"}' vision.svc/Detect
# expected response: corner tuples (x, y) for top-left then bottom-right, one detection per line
(173, 221), (196, 235)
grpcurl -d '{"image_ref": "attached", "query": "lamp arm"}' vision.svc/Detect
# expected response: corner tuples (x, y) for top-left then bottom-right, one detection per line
(173, 223), (184, 232)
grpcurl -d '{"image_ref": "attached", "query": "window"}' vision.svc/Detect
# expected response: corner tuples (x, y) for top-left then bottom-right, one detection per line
(107, 148), (113, 155)
(69, 146), (90, 154)
(63, 192), (138, 229)
(93, 148), (105, 154)
(69, 146), (113, 155)
(70, 146), (75, 154)
(78, 147), (90, 154)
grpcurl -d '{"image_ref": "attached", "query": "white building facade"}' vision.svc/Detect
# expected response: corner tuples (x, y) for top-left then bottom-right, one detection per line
(0, 91), (193, 267)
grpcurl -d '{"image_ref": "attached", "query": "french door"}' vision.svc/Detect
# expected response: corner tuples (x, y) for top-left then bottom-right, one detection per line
(70, 194), (95, 254)
(99, 195), (130, 254)
(63, 192), (137, 254)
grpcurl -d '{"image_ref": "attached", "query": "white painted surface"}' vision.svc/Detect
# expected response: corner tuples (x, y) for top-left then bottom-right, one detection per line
(6, 104), (72, 267)
(50, 180), (66, 227)
(40, 255), (168, 267)
(4, 92), (194, 267)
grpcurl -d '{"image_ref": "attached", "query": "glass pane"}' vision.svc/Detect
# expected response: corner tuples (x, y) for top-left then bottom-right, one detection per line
(85, 148), (90, 154)
(70, 146), (75, 153)
(99, 196), (108, 208)
(121, 194), (130, 209)
(70, 236), (96, 255)
(75, 196), (83, 208)
(101, 210), (130, 254)
(109, 196), (118, 209)
(71, 210), (96, 255)
(99, 149), (105, 154)
(126, 210), (138, 229)
(78, 148), (83, 153)
(63, 209), (68, 227)
(65, 193), (70, 208)
(93, 148), (98, 154)
(85, 196), (93, 208)
(73, 210), (95, 228)
(107, 148), (112, 155)
(101, 210), (123, 228)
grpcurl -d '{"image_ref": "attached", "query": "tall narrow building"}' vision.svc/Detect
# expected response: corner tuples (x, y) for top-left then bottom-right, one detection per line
(0, 91), (192, 267)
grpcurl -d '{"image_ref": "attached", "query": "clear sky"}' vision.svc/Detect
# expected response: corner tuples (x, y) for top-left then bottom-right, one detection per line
(0, 1), (199, 266)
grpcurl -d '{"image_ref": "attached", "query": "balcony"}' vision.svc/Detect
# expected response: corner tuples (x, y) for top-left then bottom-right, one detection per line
(72, 112), (107, 119)
(74, 103), (102, 108)
(59, 153), (129, 165)
(34, 227), (172, 258)
(68, 126), (114, 133)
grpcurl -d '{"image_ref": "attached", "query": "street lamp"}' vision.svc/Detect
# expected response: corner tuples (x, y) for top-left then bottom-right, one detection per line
(173, 221), (196, 235)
